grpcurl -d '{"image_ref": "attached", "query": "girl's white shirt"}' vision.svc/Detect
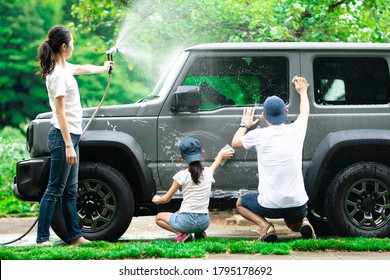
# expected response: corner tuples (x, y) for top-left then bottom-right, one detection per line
(173, 167), (215, 214)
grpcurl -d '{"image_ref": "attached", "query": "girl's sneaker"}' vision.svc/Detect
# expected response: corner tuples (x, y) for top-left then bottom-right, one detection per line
(175, 232), (193, 242)
(194, 232), (207, 240)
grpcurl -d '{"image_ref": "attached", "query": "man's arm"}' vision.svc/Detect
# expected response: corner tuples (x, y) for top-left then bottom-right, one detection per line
(231, 107), (258, 148)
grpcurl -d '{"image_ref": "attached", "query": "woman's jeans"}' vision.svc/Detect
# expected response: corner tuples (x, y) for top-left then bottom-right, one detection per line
(36, 126), (82, 243)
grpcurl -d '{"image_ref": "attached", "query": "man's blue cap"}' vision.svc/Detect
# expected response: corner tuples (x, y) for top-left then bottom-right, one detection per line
(263, 95), (287, 125)
(179, 137), (203, 164)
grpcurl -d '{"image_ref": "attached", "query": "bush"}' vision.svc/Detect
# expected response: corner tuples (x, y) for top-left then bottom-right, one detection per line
(0, 127), (38, 217)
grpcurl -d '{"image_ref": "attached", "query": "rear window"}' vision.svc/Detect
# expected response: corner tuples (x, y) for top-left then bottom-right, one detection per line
(182, 56), (289, 110)
(314, 57), (390, 105)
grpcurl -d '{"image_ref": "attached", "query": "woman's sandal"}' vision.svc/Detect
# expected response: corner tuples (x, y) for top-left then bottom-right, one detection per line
(259, 222), (277, 242)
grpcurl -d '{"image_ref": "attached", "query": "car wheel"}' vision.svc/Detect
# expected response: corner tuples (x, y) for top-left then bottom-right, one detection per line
(51, 162), (134, 242)
(325, 161), (390, 237)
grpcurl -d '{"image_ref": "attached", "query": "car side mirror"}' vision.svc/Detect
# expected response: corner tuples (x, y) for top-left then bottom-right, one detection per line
(171, 86), (202, 113)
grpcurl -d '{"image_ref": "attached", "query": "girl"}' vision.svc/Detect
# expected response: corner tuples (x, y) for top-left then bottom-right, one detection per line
(152, 137), (234, 242)
(36, 25), (114, 246)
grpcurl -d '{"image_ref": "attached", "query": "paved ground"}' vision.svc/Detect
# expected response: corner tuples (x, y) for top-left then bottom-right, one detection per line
(1, 210), (389, 260)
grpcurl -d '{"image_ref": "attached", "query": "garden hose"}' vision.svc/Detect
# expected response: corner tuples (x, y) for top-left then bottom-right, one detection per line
(81, 71), (112, 137)
(0, 216), (38, 245)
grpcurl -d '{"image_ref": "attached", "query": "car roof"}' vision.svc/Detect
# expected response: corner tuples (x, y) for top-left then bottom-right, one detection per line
(185, 42), (390, 51)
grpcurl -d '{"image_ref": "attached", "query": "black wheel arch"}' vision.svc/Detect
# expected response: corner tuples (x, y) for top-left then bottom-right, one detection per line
(305, 129), (390, 214)
(79, 130), (157, 210)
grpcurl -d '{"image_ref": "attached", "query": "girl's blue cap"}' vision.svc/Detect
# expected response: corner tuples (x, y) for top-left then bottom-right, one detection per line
(180, 137), (202, 163)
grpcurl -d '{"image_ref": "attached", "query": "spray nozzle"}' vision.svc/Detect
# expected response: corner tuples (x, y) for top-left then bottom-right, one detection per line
(106, 47), (118, 58)
(106, 47), (118, 74)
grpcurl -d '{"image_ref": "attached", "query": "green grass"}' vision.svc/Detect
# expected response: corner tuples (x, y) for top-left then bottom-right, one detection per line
(1, 237), (389, 260)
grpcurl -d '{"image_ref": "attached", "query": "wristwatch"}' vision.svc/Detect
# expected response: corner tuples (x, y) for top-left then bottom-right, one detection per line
(239, 122), (249, 129)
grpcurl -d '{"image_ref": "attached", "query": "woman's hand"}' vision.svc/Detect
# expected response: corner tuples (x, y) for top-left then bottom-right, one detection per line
(66, 145), (77, 166)
(104, 61), (114, 73)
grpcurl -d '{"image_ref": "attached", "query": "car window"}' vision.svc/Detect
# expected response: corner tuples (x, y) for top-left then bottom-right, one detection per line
(182, 56), (289, 110)
(314, 57), (390, 105)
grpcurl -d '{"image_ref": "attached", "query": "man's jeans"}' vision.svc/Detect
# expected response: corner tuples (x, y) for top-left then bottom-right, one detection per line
(36, 126), (82, 243)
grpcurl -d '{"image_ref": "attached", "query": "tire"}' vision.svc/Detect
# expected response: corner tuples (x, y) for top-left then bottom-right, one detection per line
(325, 162), (390, 237)
(51, 162), (134, 242)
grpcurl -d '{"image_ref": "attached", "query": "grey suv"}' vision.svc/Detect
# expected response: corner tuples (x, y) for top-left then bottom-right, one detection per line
(14, 42), (390, 241)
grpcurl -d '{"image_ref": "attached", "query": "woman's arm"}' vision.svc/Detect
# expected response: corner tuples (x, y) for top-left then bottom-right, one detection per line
(152, 180), (181, 204)
(73, 61), (113, 75)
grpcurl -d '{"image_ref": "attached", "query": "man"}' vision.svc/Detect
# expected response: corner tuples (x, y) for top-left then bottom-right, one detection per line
(231, 76), (316, 242)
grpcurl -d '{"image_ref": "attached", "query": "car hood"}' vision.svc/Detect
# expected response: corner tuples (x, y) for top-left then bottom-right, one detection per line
(35, 101), (160, 120)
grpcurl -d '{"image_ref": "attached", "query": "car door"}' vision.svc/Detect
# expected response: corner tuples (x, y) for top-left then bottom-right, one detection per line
(156, 49), (300, 196)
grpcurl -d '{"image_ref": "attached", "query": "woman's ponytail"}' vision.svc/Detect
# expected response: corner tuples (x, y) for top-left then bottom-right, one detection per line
(36, 25), (71, 81)
(37, 41), (54, 81)
(188, 161), (204, 184)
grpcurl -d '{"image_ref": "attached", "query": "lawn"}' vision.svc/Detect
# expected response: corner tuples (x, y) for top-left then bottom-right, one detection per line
(1, 237), (389, 260)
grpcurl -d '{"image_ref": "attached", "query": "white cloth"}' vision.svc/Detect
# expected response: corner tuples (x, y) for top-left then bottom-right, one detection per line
(46, 62), (82, 134)
(242, 115), (309, 208)
(173, 167), (215, 213)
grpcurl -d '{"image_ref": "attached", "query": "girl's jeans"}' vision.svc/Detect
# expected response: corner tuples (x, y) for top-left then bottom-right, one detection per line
(36, 126), (82, 243)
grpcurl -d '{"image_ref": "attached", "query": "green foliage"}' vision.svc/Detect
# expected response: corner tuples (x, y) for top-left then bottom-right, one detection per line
(70, 0), (390, 44)
(67, 0), (390, 91)
(0, 237), (389, 260)
(0, 0), (66, 128)
(1, 0), (389, 129)
(0, 129), (36, 217)
(1, 0), (390, 215)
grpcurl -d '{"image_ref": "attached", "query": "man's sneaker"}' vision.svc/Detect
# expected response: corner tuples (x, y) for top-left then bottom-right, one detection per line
(194, 232), (207, 240)
(300, 218), (317, 239)
(175, 232), (193, 242)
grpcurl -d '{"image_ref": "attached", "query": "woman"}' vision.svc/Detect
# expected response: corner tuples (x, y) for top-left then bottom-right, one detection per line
(36, 25), (114, 246)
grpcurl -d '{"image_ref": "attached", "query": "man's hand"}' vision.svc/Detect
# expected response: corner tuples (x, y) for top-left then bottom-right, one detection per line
(232, 107), (259, 149)
(292, 76), (310, 119)
(292, 76), (310, 95)
(241, 107), (259, 129)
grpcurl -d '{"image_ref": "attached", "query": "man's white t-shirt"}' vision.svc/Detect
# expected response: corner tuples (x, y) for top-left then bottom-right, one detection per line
(242, 115), (309, 208)
(46, 62), (82, 135)
(173, 167), (215, 213)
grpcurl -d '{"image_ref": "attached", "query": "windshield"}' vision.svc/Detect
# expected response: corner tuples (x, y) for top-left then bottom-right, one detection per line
(137, 51), (189, 103)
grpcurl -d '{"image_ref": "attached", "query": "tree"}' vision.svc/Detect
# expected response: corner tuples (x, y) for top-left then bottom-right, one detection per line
(0, 0), (65, 129)
(1, 0), (389, 130)
(68, 0), (390, 89)
(0, 0), (149, 130)
(70, 0), (390, 44)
